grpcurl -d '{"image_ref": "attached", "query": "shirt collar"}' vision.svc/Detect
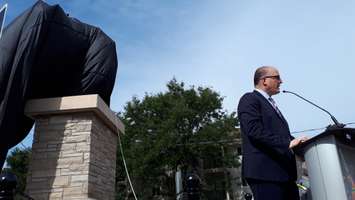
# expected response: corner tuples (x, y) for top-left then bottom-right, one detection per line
(255, 88), (271, 100)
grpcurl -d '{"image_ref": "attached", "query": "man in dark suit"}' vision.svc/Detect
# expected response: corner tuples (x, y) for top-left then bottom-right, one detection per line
(238, 66), (307, 200)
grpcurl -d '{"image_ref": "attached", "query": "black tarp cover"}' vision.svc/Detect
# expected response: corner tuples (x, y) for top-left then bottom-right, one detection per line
(0, 1), (118, 167)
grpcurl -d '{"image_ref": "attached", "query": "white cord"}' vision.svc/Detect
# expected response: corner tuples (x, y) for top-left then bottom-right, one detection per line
(117, 128), (138, 200)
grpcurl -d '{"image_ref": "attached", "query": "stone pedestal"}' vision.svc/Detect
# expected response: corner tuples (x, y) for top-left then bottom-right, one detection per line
(24, 95), (124, 200)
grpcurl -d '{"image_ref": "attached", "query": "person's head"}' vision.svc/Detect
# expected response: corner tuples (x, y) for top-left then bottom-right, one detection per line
(254, 66), (282, 96)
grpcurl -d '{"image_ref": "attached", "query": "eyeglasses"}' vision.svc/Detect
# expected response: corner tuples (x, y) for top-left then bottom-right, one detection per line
(261, 75), (281, 80)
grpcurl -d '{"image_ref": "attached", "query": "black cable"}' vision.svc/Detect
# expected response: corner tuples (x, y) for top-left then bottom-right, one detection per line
(291, 126), (327, 134)
(291, 122), (355, 134)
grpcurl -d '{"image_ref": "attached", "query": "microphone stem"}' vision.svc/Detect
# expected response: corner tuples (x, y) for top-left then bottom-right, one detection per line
(283, 91), (342, 127)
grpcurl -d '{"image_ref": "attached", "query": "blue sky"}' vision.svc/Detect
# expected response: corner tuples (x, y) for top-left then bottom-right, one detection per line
(1, 0), (355, 150)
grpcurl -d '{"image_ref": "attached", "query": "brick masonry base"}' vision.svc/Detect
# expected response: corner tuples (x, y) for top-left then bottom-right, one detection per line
(24, 95), (123, 200)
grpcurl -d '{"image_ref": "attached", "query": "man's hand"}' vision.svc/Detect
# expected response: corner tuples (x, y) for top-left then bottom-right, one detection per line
(289, 136), (309, 149)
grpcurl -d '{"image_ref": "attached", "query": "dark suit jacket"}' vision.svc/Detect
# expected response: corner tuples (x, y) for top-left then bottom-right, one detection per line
(237, 90), (297, 182)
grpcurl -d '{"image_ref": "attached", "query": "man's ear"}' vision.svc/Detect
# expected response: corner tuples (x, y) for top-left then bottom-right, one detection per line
(262, 79), (267, 86)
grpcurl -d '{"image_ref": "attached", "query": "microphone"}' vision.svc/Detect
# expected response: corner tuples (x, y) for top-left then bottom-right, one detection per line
(282, 90), (345, 129)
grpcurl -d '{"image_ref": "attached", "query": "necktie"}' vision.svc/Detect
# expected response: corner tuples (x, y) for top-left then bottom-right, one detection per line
(268, 97), (282, 117)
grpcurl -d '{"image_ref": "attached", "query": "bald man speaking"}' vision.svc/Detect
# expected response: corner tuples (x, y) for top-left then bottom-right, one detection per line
(238, 66), (307, 200)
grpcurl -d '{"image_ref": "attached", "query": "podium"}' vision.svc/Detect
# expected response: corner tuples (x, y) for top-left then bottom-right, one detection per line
(294, 128), (355, 200)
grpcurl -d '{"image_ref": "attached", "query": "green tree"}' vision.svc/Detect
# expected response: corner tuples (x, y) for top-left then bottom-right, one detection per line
(5, 147), (31, 195)
(116, 79), (239, 200)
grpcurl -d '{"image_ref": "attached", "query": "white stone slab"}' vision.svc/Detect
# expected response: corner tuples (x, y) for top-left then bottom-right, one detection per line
(25, 94), (124, 134)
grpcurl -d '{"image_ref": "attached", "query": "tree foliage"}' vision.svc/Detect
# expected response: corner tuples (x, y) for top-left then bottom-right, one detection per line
(5, 147), (31, 194)
(116, 79), (239, 199)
